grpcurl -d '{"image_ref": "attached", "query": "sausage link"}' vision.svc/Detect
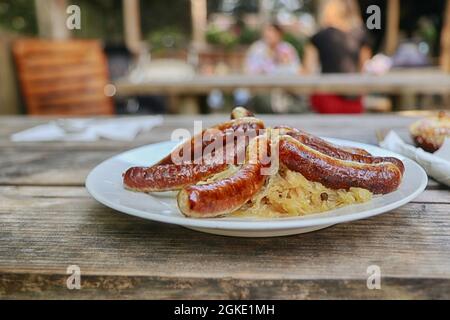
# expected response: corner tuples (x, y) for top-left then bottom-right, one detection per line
(123, 163), (228, 192)
(276, 126), (371, 156)
(158, 117), (265, 165)
(123, 118), (264, 193)
(279, 136), (402, 194)
(177, 163), (265, 217)
(177, 135), (269, 217)
(276, 127), (404, 174)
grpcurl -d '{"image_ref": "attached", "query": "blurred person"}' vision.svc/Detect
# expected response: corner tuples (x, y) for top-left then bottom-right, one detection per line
(303, 0), (372, 113)
(244, 23), (305, 113)
(245, 23), (301, 75)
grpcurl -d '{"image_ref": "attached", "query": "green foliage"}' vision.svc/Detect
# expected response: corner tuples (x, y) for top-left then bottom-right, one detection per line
(283, 32), (306, 59)
(71, 0), (124, 43)
(0, 0), (37, 35)
(206, 25), (260, 49)
(238, 26), (260, 45)
(147, 27), (187, 54)
(140, 0), (191, 38)
(205, 26), (238, 49)
(417, 17), (438, 49)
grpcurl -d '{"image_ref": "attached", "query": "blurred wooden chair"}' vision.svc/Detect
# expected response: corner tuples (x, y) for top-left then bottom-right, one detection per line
(13, 39), (114, 115)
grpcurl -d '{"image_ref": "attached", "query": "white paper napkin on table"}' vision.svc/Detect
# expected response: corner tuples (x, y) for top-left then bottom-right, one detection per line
(11, 116), (164, 142)
(380, 130), (450, 187)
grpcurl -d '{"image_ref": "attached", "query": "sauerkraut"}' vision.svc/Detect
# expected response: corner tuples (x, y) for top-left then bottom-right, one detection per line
(233, 168), (372, 218)
(200, 165), (372, 218)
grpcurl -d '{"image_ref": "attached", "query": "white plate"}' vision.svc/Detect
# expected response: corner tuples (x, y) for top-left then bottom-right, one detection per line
(86, 138), (427, 237)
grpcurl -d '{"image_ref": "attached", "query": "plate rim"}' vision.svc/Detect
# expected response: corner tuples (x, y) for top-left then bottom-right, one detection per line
(85, 138), (428, 231)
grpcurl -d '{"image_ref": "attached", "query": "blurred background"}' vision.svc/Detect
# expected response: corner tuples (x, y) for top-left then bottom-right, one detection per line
(0, 0), (449, 116)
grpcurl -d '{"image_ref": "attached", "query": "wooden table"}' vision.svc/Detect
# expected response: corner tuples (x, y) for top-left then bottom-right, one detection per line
(115, 72), (450, 113)
(115, 73), (450, 96)
(1, 114), (449, 299)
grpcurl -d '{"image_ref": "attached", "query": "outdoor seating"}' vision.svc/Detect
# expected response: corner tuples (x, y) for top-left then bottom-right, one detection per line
(13, 39), (114, 115)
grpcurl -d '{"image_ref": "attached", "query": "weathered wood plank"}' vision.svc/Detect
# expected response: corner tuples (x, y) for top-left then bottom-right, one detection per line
(0, 149), (116, 186)
(0, 188), (449, 280)
(0, 186), (88, 197)
(412, 189), (450, 203)
(1, 115), (449, 299)
(1, 273), (449, 299)
(0, 114), (421, 151)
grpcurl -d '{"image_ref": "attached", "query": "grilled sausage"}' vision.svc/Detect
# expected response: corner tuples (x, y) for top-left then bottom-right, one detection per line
(177, 163), (266, 217)
(123, 117), (264, 193)
(177, 135), (268, 217)
(157, 117), (265, 165)
(123, 112), (404, 218)
(279, 136), (403, 194)
(276, 126), (371, 156)
(276, 126), (404, 174)
(123, 163), (228, 192)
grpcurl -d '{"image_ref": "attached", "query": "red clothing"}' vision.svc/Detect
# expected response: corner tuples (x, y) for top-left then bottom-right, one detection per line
(311, 94), (363, 114)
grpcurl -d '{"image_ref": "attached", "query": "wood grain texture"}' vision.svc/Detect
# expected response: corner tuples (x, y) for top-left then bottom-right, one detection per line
(1, 273), (449, 299)
(114, 73), (450, 96)
(0, 115), (449, 299)
(1, 190), (449, 279)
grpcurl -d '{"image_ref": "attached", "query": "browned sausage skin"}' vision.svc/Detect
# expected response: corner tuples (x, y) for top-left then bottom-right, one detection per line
(124, 115), (264, 193)
(276, 126), (404, 174)
(177, 135), (268, 218)
(276, 126), (372, 156)
(123, 163), (228, 192)
(279, 136), (403, 194)
(177, 163), (265, 217)
(157, 117), (265, 165)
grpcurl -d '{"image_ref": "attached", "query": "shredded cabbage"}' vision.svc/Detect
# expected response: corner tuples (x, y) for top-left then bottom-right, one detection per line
(233, 168), (372, 218)
(196, 165), (372, 218)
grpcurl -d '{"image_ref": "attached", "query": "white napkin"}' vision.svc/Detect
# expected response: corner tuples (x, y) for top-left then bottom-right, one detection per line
(11, 116), (163, 142)
(380, 130), (450, 186)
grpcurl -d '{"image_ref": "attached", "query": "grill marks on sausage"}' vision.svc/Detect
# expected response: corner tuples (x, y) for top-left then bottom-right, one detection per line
(157, 118), (265, 166)
(123, 116), (265, 193)
(278, 127), (404, 175)
(177, 164), (266, 218)
(123, 163), (228, 192)
(279, 136), (403, 194)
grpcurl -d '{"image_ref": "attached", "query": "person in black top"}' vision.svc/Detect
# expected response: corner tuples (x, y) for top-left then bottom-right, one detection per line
(304, 0), (372, 113)
(310, 27), (370, 74)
